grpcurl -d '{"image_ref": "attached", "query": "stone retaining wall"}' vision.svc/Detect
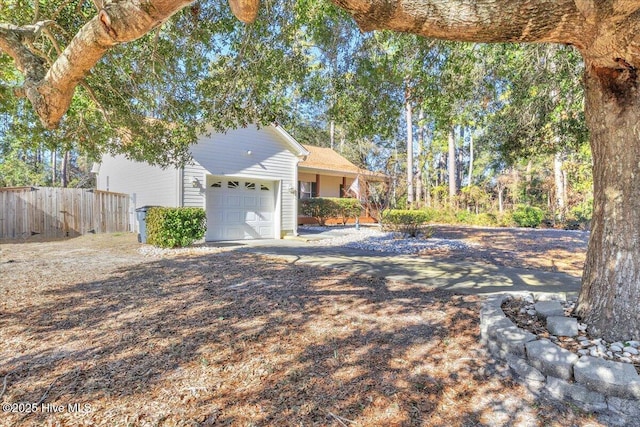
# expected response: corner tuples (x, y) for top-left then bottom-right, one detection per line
(481, 294), (640, 425)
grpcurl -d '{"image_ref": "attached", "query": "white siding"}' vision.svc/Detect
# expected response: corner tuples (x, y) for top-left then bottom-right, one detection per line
(96, 155), (180, 231)
(183, 125), (300, 235)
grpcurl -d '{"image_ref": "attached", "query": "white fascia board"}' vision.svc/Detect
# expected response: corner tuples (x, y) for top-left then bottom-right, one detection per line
(271, 123), (310, 159)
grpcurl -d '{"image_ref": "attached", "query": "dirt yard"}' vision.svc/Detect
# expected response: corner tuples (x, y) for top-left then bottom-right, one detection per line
(0, 231), (599, 427)
(429, 226), (588, 278)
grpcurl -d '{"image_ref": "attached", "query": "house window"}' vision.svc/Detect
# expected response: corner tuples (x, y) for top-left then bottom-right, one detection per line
(245, 182), (256, 190)
(227, 180), (239, 189)
(211, 181), (222, 188)
(299, 181), (317, 199)
(260, 184), (270, 191)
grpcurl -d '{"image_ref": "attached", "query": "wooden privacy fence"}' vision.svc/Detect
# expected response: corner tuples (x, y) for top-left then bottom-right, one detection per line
(0, 187), (130, 239)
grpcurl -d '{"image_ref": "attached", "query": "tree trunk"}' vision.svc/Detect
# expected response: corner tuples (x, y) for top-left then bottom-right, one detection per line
(553, 152), (565, 221)
(575, 64), (640, 341)
(330, 120), (335, 150)
(61, 150), (69, 188)
(51, 149), (56, 185)
(405, 85), (414, 208)
(467, 130), (474, 187)
(524, 160), (532, 203)
(448, 126), (456, 203)
(415, 109), (424, 207)
(457, 126), (464, 190)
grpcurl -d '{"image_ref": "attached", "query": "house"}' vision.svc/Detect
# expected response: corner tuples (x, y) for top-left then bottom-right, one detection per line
(95, 124), (384, 240)
(298, 144), (386, 198)
(296, 144), (387, 224)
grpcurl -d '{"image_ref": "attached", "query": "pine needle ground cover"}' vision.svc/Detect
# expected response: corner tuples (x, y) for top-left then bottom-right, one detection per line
(0, 234), (599, 426)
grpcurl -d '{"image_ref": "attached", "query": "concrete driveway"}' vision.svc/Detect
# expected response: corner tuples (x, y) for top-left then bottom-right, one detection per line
(218, 228), (581, 299)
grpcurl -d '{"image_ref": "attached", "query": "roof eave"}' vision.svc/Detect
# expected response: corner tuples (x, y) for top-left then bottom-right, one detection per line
(271, 124), (309, 159)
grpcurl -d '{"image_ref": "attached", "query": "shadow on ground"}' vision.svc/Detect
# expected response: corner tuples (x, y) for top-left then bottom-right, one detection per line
(0, 249), (600, 426)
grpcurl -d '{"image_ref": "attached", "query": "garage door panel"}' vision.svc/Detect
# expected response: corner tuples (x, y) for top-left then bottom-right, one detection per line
(259, 198), (272, 209)
(225, 227), (243, 240)
(227, 211), (244, 224)
(243, 197), (257, 208)
(226, 195), (241, 207)
(258, 226), (273, 236)
(211, 211), (224, 222)
(206, 178), (276, 241)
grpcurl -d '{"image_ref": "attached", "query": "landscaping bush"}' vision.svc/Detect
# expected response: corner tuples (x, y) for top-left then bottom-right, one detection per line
(383, 209), (433, 237)
(423, 207), (457, 225)
(146, 207), (207, 248)
(561, 198), (593, 230)
(299, 198), (337, 226)
(512, 205), (544, 228)
(473, 212), (498, 226)
(455, 210), (474, 224)
(497, 212), (515, 227)
(333, 198), (362, 225)
(299, 197), (361, 226)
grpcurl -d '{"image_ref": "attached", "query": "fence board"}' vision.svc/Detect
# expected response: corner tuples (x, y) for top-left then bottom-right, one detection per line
(0, 187), (129, 239)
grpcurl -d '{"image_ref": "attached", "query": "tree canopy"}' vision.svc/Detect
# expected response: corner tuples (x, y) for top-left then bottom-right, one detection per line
(2, 0), (640, 340)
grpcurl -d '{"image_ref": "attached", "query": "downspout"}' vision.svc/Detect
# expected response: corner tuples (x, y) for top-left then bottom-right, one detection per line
(178, 167), (184, 207)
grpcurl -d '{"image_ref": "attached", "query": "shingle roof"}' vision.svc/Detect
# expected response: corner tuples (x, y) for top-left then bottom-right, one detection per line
(299, 145), (387, 180)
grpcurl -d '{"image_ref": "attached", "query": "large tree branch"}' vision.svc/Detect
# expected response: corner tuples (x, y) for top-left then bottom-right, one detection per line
(4, 0), (640, 129)
(36, 1), (190, 129)
(331, 0), (640, 69)
(0, 21), (53, 85)
(0, 0), (262, 129)
(0, 0), (193, 129)
(331, 0), (587, 45)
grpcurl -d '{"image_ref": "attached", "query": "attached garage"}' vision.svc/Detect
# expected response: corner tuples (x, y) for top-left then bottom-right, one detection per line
(206, 177), (278, 240)
(96, 124), (309, 241)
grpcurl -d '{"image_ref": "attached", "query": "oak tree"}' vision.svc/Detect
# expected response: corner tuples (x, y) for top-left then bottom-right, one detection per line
(331, 0), (640, 341)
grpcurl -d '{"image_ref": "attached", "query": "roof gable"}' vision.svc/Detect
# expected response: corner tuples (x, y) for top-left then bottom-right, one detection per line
(298, 145), (387, 180)
(299, 145), (361, 174)
(268, 124), (309, 158)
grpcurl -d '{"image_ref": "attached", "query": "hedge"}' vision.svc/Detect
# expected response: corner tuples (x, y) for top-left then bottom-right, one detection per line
(299, 197), (361, 226)
(146, 207), (207, 248)
(333, 198), (362, 225)
(383, 209), (433, 237)
(512, 205), (544, 228)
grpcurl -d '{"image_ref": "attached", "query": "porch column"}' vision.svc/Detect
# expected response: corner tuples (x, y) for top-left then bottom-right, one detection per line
(342, 177), (347, 197)
(315, 174), (320, 197)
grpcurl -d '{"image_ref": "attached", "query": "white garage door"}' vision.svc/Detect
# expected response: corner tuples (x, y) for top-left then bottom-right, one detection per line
(206, 177), (276, 241)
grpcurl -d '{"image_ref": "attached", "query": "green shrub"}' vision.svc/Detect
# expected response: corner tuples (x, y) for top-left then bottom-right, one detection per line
(455, 210), (474, 224)
(474, 212), (498, 226)
(299, 198), (337, 226)
(423, 207), (457, 224)
(333, 198), (362, 225)
(497, 212), (515, 227)
(383, 209), (433, 237)
(512, 205), (544, 228)
(146, 207), (207, 248)
(433, 209), (499, 227)
(300, 197), (361, 226)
